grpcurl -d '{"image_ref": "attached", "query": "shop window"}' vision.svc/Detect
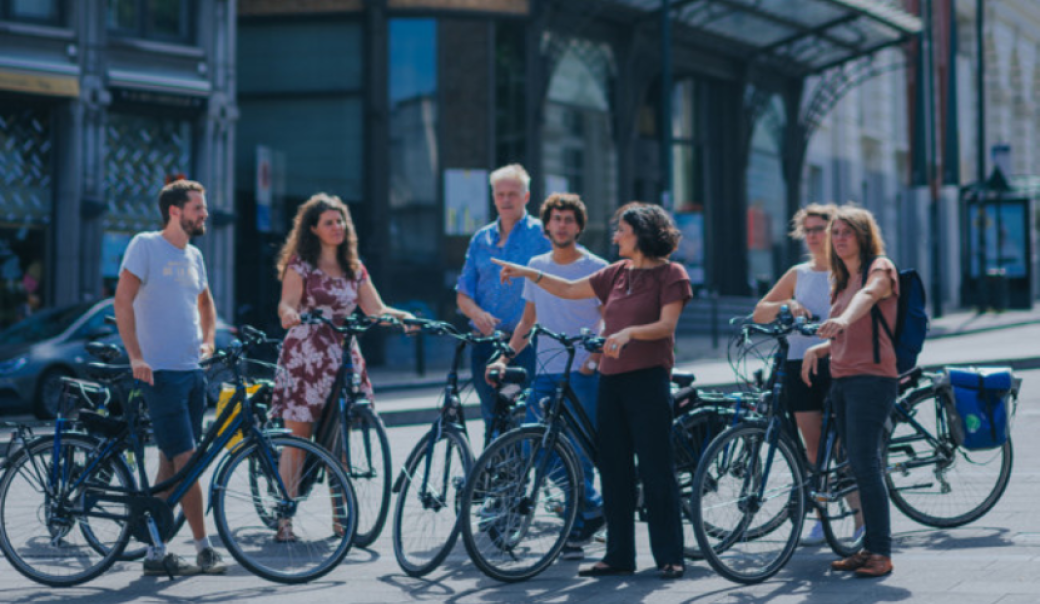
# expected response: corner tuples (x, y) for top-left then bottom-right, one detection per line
(0, 226), (46, 328)
(1, 0), (63, 24)
(745, 93), (787, 295)
(388, 18), (439, 263)
(543, 36), (617, 256)
(107, 0), (193, 43)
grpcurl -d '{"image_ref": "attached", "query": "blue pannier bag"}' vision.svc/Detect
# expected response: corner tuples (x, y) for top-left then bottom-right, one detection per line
(861, 257), (929, 373)
(945, 367), (1014, 450)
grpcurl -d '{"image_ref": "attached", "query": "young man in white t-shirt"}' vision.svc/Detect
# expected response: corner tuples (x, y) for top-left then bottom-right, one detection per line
(114, 179), (226, 576)
(486, 193), (607, 560)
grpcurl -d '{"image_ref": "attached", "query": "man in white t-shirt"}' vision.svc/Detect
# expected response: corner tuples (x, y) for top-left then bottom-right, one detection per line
(486, 193), (607, 560)
(114, 179), (226, 576)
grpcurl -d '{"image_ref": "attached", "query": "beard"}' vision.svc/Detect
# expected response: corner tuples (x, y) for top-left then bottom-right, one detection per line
(181, 216), (206, 237)
(551, 233), (577, 249)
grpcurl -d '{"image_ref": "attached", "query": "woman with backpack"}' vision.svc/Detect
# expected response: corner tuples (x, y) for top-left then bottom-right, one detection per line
(752, 203), (843, 547)
(801, 205), (898, 578)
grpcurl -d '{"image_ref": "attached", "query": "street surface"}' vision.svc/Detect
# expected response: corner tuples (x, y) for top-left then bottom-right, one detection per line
(1, 326), (1039, 602)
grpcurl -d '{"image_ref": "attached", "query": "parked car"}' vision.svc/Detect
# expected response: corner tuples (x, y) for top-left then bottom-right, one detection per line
(0, 298), (238, 418)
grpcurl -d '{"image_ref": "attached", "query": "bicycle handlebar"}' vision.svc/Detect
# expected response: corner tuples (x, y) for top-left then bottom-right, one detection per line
(524, 323), (604, 353)
(298, 310), (399, 334)
(402, 316), (509, 347)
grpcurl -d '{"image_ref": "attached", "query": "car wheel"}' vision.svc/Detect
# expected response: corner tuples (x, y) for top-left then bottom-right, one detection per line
(35, 368), (72, 419)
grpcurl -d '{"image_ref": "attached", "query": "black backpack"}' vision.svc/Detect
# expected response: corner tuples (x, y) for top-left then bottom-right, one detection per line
(861, 257), (929, 374)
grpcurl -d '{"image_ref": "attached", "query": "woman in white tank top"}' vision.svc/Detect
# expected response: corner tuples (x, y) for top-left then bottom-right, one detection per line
(752, 203), (837, 545)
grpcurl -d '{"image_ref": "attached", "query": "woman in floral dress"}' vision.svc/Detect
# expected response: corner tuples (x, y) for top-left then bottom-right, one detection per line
(271, 193), (413, 542)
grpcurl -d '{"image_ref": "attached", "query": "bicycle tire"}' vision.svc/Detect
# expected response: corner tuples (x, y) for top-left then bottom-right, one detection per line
(213, 435), (358, 583)
(691, 423), (805, 584)
(115, 447), (187, 561)
(392, 428), (474, 576)
(672, 405), (737, 560)
(0, 434), (132, 587)
(819, 439), (864, 557)
(884, 387), (1013, 528)
(460, 427), (582, 583)
(331, 405), (392, 548)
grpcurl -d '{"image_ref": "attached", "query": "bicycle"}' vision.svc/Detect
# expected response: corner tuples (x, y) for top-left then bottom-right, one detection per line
(0, 325), (358, 587)
(883, 367), (1019, 528)
(391, 317), (526, 577)
(689, 311), (865, 584)
(296, 311), (394, 548)
(458, 324), (603, 583)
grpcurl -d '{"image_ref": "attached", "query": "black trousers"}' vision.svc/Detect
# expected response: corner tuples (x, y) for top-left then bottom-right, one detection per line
(597, 366), (684, 569)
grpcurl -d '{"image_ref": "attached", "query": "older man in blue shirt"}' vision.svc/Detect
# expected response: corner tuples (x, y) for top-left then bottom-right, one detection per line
(456, 164), (550, 434)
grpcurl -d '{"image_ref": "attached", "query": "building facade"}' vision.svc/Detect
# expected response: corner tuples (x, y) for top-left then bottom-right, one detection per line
(0, 0), (236, 327)
(235, 0), (919, 350)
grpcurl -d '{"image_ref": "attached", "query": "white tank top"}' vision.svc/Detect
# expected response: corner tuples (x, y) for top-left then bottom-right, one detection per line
(787, 262), (831, 360)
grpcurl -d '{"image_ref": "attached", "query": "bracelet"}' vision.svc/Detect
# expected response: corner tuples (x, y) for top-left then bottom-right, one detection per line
(535, 270), (544, 284)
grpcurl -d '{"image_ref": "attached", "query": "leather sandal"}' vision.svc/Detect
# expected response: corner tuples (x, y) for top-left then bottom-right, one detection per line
(577, 563), (634, 577)
(831, 550), (872, 571)
(854, 554), (893, 578)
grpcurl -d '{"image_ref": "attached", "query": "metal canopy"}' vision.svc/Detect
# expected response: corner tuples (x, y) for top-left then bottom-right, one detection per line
(612, 0), (921, 75)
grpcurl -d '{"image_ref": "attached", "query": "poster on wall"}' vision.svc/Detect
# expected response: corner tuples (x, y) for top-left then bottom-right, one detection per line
(444, 169), (488, 236)
(673, 212), (705, 285)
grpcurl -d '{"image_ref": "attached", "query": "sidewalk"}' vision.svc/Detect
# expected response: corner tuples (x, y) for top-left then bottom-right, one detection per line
(368, 306), (1040, 426)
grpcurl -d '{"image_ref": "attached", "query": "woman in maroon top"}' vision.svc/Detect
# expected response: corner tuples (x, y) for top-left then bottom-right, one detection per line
(493, 202), (692, 579)
(801, 206), (899, 577)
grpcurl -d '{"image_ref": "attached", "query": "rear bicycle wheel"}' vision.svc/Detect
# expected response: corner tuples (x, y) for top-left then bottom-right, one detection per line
(884, 388), (1013, 528)
(0, 435), (132, 587)
(213, 435), (357, 583)
(392, 428), (474, 576)
(460, 427), (581, 583)
(691, 423), (805, 584)
(332, 405), (392, 547)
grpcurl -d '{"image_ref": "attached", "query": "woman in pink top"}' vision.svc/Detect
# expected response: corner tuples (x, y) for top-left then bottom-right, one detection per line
(801, 206), (899, 578)
(493, 202), (691, 579)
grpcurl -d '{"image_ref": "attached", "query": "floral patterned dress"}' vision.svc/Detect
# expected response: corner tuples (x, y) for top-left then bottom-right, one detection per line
(271, 255), (375, 422)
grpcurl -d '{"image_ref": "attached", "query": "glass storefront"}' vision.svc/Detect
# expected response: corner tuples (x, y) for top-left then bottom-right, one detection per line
(103, 111), (193, 293)
(0, 102), (52, 326)
(671, 79), (707, 286)
(542, 37), (617, 256)
(388, 18), (439, 262)
(746, 93), (787, 295)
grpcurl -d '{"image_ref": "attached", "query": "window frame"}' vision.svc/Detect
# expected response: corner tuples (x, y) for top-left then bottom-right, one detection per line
(1, 0), (66, 26)
(106, 0), (195, 45)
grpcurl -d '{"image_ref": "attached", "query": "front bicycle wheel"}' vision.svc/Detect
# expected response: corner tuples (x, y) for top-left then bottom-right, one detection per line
(332, 405), (392, 547)
(0, 435), (132, 587)
(691, 423), (805, 584)
(818, 439), (863, 557)
(213, 435), (357, 583)
(392, 428), (474, 576)
(460, 427), (581, 583)
(885, 388), (1013, 528)
(672, 405), (736, 560)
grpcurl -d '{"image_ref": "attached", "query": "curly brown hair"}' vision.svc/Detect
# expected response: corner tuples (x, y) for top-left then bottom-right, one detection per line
(613, 202), (681, 259)
(829, 205), (887, 295)
(539, 193), (587, 237)
(276, 193), (359, 280)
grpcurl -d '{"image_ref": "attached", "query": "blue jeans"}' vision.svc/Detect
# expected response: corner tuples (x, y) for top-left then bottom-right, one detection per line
(470, 340), (536, 433)
(830, 375), (898, 557)
(528, 372), (603, 524)
(141, 370), (206, 459)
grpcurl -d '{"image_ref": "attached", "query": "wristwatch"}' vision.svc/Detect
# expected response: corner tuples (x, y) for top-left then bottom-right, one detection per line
(585, 360), (598, 372)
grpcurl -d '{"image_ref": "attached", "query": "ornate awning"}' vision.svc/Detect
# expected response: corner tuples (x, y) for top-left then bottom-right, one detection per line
(612, 0), (922, 75)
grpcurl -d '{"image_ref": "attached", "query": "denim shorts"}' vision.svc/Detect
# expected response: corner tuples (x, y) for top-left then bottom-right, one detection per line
(141, 370), (206, 459)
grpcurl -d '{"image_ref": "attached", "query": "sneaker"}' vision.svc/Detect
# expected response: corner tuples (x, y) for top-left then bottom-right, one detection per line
(561, 545), (585, 561)
(567, 515), (606, 547)
(143, 553), (201, 576)
(801, 521), (826, 546)
(197, 547), (228, 574)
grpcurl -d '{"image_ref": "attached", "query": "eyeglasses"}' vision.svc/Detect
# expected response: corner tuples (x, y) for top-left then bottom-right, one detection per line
(804, 226), (827, 235)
